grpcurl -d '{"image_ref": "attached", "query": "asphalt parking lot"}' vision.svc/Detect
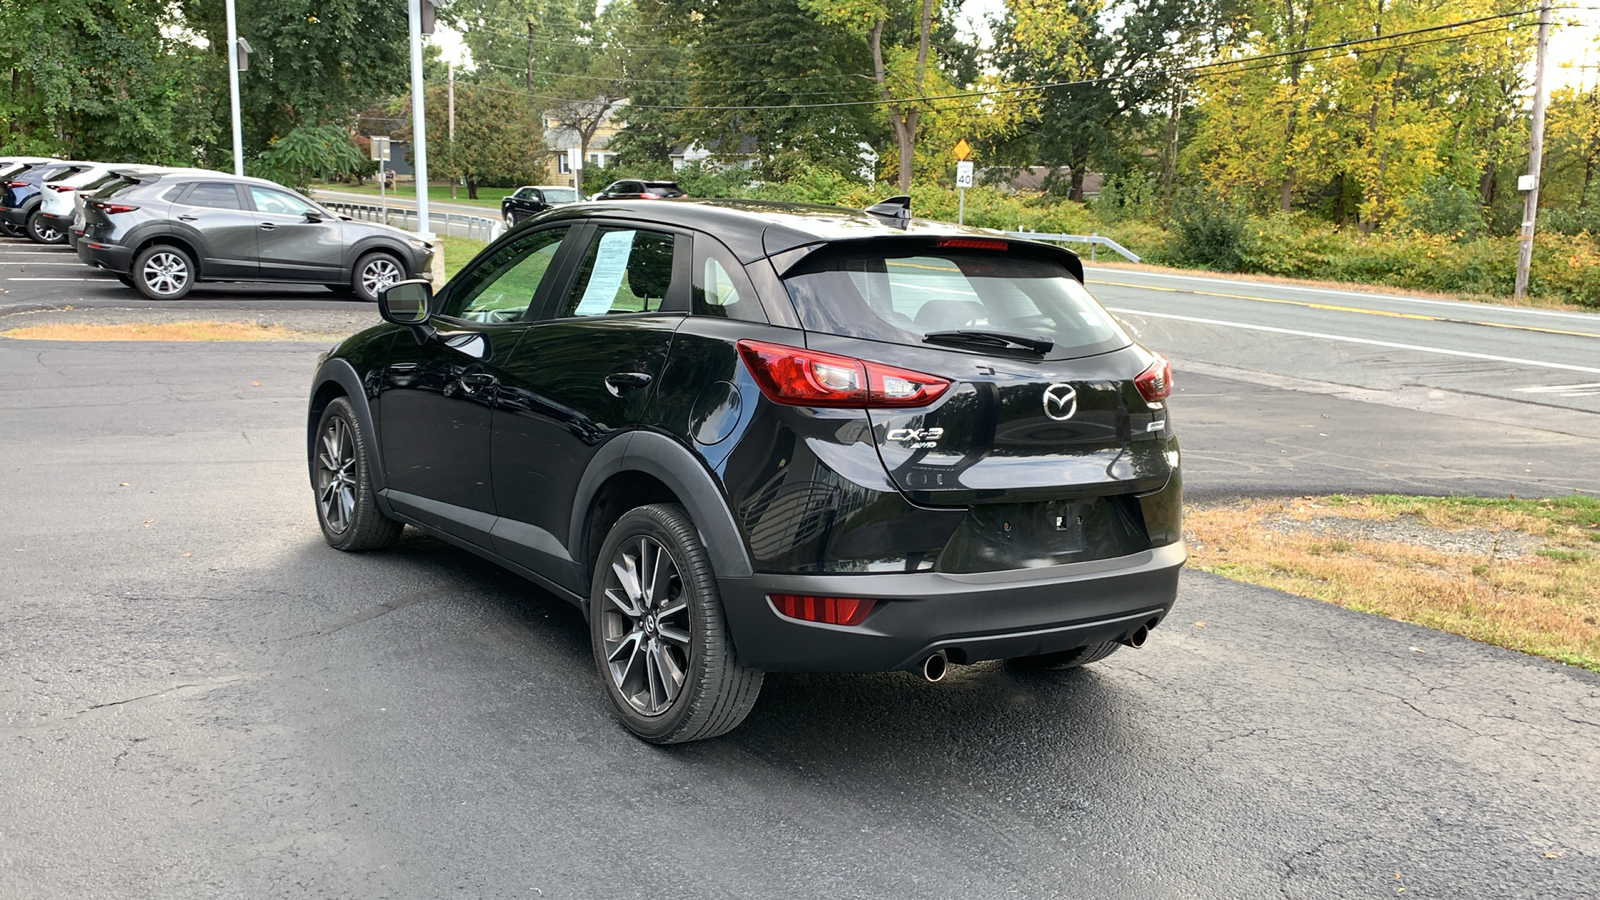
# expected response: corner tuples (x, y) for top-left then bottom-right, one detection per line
(3, 245), (1599, 898)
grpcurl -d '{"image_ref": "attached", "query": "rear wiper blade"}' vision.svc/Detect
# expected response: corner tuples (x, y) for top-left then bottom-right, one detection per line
(922, 330), (1053, 354)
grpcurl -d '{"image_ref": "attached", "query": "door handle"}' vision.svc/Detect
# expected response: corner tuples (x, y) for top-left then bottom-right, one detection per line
(177, 214), (198, 222)
(604, 372), (652, 397)
(259, 222), (276, 231)
(461, 371), (498, 389)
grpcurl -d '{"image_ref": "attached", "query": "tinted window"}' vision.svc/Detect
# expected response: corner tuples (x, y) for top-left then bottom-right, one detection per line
(80, 173), (122, 193)
(542, 188), (578, 203)
(249, 187), (315, 216)
(693, 237), (763, 322)
(514, 188), (533, 199)
(644, 182), (684, 198)
(183, 183), (242, 209)
(783, 249), (1131, 360)
(556, 227), (677, 317)
(443, 226), (571, 324)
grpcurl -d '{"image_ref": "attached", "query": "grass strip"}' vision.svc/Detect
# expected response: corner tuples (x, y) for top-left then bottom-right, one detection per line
(1185, 494), (1600, 671)
(1, 321), (333, 342)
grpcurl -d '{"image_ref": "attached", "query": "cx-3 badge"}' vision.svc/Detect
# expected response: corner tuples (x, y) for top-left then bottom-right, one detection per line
(1043, 383), (1078, 421)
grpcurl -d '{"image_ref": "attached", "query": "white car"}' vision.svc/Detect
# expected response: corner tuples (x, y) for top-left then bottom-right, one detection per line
(36, 163), (124, 245)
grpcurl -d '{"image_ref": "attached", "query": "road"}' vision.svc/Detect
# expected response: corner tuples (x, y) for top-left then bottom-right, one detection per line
(2, 240), (1599, 897)
(1, 337), (1596, 899)
(1088, 266), (1600, 419)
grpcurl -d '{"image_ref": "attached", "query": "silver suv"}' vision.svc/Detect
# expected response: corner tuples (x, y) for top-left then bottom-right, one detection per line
(76, 170), (433, 301)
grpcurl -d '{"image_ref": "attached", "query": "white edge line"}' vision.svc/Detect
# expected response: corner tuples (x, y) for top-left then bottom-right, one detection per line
(1107, 306), (1600, 376)
(1086, 266), (1600, 322)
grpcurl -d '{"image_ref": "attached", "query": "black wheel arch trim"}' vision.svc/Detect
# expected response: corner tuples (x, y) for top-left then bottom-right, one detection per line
(569, 429), (755, 589)
(306, 357), (386, 493)
(348, 238), (414, 275)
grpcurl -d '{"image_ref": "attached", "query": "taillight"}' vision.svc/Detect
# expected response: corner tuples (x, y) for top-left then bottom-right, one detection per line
(736, 339), (950, 409)
(48, 184), (75, 192)
(1135, 354), (1172, 403)
(936, 238), (1008, 251)
(91, 201), (139, 215)
(769, 593), (876, 626)
(639, 192), (661, 199)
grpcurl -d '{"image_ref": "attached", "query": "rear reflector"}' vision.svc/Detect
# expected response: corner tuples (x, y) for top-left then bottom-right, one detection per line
(769, 593), (876, 627)
(737, 339), (950, 409)
(1135, 354), (1173, 403)
(936, 238), (1008, 251)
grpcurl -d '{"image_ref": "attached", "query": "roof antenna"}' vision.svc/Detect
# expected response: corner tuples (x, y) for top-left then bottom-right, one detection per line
(864, 195), (911, 229)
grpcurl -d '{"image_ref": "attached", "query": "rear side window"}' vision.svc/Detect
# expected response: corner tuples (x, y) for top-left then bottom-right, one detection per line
(693, 237), (763, 322)
(182, 183), (242, 209)
(782, 248), (1131, 359)
(556, 227), (679, 317)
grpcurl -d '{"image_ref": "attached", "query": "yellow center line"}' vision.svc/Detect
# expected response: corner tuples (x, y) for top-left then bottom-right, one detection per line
(1088, 279), (1600, 340)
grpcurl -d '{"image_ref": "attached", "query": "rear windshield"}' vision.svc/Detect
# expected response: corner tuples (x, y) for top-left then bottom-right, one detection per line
(645, 182), (685, 198)
(542, 188), (578, 202)
(782, 248), (1131, 359)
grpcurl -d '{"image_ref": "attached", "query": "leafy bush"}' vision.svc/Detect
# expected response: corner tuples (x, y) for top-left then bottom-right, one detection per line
(1401, 176), (1486, 241)
(255, 126), (368, 192)
(1094, 170), (1159, 224)
(1166, 191), (1247, 271)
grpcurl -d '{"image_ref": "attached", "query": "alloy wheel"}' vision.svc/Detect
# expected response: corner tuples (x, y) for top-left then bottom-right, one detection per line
(315, 415), (358, 534)
(600, 536), (692, 717)
(141, 251), (189, 296)
(31, 221), (61, 243)
(360, 258), (401, 297)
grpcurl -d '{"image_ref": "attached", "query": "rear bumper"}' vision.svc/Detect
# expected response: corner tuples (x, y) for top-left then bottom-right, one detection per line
(76, 240), (133, 274)
(38, 212), (72, 232)
(0, 206), (28, 228)
(718, 542), (1185, 672)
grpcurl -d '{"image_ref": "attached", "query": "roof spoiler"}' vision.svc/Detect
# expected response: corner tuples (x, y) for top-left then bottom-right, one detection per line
(864, 195), (911, 229)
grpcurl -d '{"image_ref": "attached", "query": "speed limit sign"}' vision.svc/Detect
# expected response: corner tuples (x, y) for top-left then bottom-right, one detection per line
(955, 160), (974, 188)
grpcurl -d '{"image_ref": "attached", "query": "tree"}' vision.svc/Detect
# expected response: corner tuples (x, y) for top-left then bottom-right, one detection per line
(176, 0), (413, 169)
(399, 79), (547, 198)
(802, 0), (944, 191)
(0, 0), (203, 162)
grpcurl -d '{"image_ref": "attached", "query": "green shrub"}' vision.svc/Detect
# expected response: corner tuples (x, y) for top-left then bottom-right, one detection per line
(1401, 176), (1486, 241)
(1167, 191), (1247, 271)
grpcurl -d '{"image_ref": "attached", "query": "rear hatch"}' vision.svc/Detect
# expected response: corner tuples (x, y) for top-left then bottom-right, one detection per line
(779, 238), (1174, 508)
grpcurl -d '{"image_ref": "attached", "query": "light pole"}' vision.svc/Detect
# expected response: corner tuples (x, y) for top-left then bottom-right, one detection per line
(225, 0), (244, 176)
(1515, 0), (1554, 300)
(408, 0), (433, 237)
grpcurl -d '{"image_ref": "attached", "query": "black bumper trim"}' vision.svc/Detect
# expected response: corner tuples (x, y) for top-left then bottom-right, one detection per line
(717, 542), (1185, 672)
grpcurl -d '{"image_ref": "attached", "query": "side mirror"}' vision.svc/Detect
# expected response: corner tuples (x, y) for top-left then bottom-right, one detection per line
(304, 210), (324, 223)
(379, 278), (433, 327)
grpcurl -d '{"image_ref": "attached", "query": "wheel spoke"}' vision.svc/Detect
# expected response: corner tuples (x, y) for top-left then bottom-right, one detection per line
(657, 623), (691, 646)
(653, 642), (685, 707)
(604, 586), (640, 618)
(612, 556), (643, 607)
(645, 541), (669, 609)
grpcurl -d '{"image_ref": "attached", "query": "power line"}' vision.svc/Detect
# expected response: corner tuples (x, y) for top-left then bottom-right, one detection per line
(446, 13), (1543, 113)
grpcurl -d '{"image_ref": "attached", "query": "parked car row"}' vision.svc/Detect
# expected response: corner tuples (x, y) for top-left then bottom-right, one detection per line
(499, 180), (689, 229)
(1, 156), (432, 302)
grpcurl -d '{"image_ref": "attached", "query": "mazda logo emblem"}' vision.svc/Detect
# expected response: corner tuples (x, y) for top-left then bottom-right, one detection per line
(1043, 383), (1077, 421)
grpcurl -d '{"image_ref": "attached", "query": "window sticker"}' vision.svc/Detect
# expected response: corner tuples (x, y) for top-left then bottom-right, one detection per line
(575, 230), (635, 316)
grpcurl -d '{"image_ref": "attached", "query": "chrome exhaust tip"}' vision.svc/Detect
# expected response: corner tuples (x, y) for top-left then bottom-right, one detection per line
(1121, 625), (1150, 649)
(922, 650), (948, 683)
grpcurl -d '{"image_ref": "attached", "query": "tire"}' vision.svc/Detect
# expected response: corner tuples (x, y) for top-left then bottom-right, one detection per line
(0, 220), (23, 238)
(503, 210), (516, 227)
(26, 211), (65, 245)
(351, 251), (404, 303)
(590, 504), (763, 744)
(131, 244), (195, 300)
(1008, 641), (1121, 672)
(311, 397), (403, 551)
(115, 275), (135, 289)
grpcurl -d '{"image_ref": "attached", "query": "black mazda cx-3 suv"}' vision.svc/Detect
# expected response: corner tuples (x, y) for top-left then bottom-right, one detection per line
(306, 197), (1184, 743)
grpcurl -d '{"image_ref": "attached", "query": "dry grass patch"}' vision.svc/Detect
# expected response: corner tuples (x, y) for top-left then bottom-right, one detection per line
(1, 321), (328, 342)
(1185, 495), (1600, 671)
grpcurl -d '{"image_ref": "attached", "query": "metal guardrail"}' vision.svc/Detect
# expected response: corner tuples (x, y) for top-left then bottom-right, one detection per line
(1004, 229), (1141, 263)
(319, 199), (504, 243)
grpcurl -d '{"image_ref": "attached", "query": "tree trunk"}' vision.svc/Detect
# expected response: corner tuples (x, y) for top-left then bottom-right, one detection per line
(467, 178), (478, 200)
(1069, 166), (1086, 202)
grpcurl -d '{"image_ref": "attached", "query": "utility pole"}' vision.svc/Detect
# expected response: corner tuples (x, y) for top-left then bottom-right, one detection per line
(448, 64), (456, 200)
(408, 0), (431, 238)
(1515, 0), (1554, 300)
(225, 0), (243, 176)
